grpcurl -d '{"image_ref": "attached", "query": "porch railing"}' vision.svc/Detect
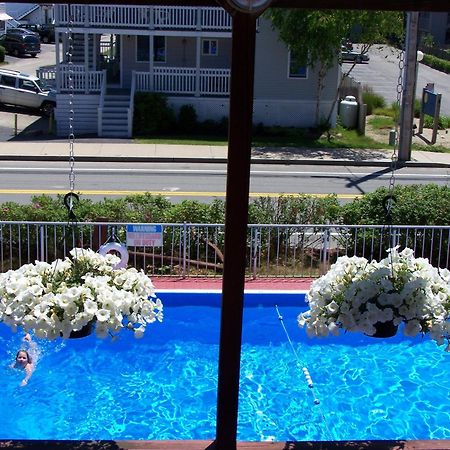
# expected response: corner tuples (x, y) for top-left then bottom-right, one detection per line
(38, 66), (229, 96)
(1, 221), (449, 279)
(135, 67), (230, 96)
(58, 65), (105, 93)
(55, 4), (232, 31)
(36, 65), (57, 88)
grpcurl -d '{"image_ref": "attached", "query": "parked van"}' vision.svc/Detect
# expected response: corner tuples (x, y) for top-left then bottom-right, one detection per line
(0, 69), (56, 116)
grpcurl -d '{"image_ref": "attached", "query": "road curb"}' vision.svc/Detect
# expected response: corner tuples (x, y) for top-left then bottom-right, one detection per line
(0, 154), (449, 168)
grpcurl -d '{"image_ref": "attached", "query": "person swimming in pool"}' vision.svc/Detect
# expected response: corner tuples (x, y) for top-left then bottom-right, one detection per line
(12, 333), (36, 386)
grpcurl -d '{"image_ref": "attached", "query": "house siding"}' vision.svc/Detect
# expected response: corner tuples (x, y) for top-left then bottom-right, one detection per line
(53, 5), (341, 136)
(253, 18), (339, 125)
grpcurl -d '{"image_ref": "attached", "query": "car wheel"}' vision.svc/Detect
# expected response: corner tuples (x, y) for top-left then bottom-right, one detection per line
(13, 48), (20, 57)
(41, 102), (55, 117)
(356, 55), (362, 63)
(42, 36), (49, 44)
(30, 53), (37, 58)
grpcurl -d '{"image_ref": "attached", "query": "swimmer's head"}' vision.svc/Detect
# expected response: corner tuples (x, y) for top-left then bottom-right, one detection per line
(15, 350), (32, 366)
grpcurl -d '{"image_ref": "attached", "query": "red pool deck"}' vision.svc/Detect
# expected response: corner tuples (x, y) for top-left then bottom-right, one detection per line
(152, 277), (312, 291)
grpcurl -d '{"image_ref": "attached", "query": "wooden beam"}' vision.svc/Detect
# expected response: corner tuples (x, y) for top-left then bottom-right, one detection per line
(214, 9), (257, 450)
(6, 0), (450, 12)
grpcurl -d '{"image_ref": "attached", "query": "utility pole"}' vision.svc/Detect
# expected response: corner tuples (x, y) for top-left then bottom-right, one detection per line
(398, 11), (420, 162)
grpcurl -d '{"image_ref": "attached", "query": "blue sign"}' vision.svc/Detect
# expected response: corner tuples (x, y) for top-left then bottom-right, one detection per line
(423, 89), (439, 116)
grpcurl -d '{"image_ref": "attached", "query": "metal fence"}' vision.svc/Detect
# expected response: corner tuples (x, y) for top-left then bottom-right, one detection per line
(1, 221), (449, 278)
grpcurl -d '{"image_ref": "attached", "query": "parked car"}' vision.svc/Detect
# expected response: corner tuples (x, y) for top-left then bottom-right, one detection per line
(19, 23), (55, 43)
(0, 68), (56, 116)
(0, 29), (41, 57)
(341, 50), (369, 63)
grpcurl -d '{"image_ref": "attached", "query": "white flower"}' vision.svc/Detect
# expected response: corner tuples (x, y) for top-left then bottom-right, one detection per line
(298, 247), (450, 350)
(0, 247), (163, 340)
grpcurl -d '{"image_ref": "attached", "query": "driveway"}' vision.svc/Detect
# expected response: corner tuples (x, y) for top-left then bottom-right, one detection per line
(347, 45), (450, 116)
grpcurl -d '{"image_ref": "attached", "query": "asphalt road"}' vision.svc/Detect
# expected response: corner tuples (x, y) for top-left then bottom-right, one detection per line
(0, 160), (448, 204)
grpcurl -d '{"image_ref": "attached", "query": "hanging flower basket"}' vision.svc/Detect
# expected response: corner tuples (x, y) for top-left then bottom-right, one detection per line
(298, 247), (450, 349)
(0, 248), (163, 340)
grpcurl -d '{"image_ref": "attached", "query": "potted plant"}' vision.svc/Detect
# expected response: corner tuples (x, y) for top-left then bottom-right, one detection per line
(298, 247), (450, 348)
(0, 248), (163, 340)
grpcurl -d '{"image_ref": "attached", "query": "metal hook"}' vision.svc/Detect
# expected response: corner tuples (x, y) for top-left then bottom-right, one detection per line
(63, 192), (79, 222)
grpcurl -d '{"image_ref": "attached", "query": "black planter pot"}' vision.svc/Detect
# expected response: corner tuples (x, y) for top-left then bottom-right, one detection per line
(68, 322), (94, 339)
(368, 321), (398, 338)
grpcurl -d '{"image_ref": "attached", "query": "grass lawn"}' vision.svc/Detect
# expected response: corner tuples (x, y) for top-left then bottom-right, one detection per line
(135, 125), (388, 150)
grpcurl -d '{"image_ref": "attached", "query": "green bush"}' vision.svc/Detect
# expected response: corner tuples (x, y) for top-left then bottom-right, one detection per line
(422, 54), (450, 74)
(342, 184), (450, 226)
(423, 115), (450, 129)
(248, 195), (341, 224)
(178, 104), (198, 134)
(0, 46), (5, 63)
(363, 86), (386, 115)
(1, 185), (449, 227)
(133, 92), (176, 136)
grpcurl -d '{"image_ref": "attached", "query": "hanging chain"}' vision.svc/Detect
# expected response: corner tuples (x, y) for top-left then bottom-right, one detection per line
(63, 3), (80, 242)
(67, 4), (75, 196)
(383, 47), (405, 274)
(384, 49), (404, 240)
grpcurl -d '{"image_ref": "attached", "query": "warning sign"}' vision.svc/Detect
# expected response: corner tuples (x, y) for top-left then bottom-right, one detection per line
(126, 224), (163, 247)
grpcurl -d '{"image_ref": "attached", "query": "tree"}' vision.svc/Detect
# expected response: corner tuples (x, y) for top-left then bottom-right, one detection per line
(266, 9), (404, 126)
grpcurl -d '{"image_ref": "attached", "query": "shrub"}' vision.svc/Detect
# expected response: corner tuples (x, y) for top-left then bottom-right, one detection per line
(363, 86), (385, 115)
(248, 195), (341, 224)
(133, 92), (176, 136)
(422, 54), (450, 74)
(178, 104), (198, 134)
(342, 184), (450, 226)
(423, 115), (450, 130)
(0, 46), (5, 63)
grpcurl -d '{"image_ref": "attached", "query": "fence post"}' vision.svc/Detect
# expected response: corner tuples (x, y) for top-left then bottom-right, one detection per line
(321, 228), (330, 275)
(182, 222), (187, 278)
(252, 228), (258, 280)
(39, 225), (46, 261)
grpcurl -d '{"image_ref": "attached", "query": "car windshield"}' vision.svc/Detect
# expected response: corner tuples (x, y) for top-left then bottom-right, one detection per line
(24, 35), (39, 43)
(36, 78), (52, 91)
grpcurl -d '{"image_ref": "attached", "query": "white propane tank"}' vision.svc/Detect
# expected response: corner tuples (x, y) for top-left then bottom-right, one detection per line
(339, 95), (359, 129)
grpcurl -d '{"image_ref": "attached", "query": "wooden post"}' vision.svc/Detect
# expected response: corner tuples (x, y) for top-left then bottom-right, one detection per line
(214, 11), (257, 450)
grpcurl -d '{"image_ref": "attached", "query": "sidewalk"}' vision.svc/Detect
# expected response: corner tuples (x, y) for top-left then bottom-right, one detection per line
(0, 140), (449, 167)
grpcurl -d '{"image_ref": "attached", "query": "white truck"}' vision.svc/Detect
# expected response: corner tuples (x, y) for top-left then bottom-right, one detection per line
(0, 68), (56, 116)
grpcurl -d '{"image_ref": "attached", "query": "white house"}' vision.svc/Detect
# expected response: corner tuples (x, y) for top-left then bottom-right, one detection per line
(41, 4), (340, 138)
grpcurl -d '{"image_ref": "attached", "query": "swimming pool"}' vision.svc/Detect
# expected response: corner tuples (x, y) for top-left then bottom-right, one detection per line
(2, 289), (450, 442)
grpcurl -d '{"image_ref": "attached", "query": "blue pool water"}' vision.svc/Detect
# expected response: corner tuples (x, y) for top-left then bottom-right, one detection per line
(1, 289), (450, 442)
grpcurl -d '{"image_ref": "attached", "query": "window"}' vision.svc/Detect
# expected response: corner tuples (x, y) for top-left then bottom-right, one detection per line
(0, 75), (16, 87)
(154, 36), (166, 62)
(288, 50), (307, 79)
(136, 36), (166, 63)
(19, 79), (38, 92)
(202, 39), (218, 56)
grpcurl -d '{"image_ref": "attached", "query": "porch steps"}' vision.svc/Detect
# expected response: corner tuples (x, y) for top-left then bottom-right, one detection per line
(100, 94), (131, 138)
